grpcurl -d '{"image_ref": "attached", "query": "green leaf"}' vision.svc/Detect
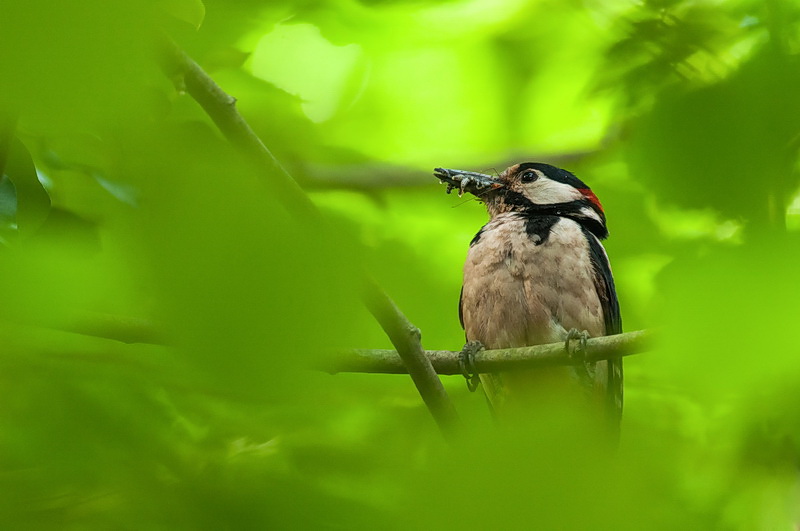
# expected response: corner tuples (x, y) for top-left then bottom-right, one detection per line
(162, 0), (205, 30)
(4, 137), (50, 237)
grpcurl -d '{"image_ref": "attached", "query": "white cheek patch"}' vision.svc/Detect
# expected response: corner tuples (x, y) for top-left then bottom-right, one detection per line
(524, 178), (583, 205)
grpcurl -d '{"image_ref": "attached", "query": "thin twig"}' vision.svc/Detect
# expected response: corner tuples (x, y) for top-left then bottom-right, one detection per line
(160, 40), (460, 437)
(324, 330), (651, 375)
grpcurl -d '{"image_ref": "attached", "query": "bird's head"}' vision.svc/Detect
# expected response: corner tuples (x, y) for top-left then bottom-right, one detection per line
(434, 162), (607, 239)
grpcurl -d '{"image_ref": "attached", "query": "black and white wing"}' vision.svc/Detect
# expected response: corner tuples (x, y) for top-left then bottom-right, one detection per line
(583, 228), (623, 424)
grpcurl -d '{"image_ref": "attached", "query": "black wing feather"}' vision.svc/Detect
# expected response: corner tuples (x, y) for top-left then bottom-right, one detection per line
(582, 227), (623, 424)
(458, 285), (465, 331)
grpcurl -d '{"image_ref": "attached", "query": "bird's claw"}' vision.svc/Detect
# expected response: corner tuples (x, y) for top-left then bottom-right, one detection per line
(565, 328), (590, 362)
(565, 329), (594, 388)
(459, 340), (484, 392)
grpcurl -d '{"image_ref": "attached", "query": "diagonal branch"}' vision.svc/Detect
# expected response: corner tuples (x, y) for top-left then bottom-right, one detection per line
(324, 330), (651, 375)
(362, 279), (459, 433)
(162, 42), (320, 223)
(160, 40), (460, 437)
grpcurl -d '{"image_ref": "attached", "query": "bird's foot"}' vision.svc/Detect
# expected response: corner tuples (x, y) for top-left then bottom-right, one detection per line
(459, 340), (484, 392)
(565, 329), (593, 386)
(565, 328), (589, 361)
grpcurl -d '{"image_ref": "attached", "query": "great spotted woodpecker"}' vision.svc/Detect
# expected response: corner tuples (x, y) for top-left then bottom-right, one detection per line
(434, 163), (622, 429)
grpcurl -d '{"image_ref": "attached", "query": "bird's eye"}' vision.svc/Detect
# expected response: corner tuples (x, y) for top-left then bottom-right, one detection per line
(520, 170), (538, 183)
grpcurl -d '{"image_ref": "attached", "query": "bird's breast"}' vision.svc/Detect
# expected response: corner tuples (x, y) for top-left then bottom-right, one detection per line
(461, 214), (604, 349)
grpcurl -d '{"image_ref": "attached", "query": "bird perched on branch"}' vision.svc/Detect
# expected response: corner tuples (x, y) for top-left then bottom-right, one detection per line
(434, 163), (622, 432)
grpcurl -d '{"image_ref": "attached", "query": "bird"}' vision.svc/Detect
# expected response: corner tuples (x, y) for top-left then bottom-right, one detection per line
(433, 162), (622, 433)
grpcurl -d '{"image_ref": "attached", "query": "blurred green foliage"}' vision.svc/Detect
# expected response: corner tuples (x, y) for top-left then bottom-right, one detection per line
(1, 0), (800, 528)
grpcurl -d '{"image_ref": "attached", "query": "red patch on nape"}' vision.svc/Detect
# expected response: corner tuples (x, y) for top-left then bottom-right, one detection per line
(578, 188), (603, 212)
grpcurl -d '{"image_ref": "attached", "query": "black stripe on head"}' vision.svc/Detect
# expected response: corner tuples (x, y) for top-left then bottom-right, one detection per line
(517, 162), (589, 189)
(499, 190), (608, 240)
(498, 189), (533, 209)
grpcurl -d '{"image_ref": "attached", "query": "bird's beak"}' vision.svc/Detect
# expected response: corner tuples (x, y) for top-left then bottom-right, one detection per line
(433, 168), (504, 197)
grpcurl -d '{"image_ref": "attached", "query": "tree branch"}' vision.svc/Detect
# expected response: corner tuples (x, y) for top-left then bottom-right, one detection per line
(160, 40), (459, 437)
(324, 330), (651, 375)
(161, 41), (320, 223)
(362, 278), (459, 433)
